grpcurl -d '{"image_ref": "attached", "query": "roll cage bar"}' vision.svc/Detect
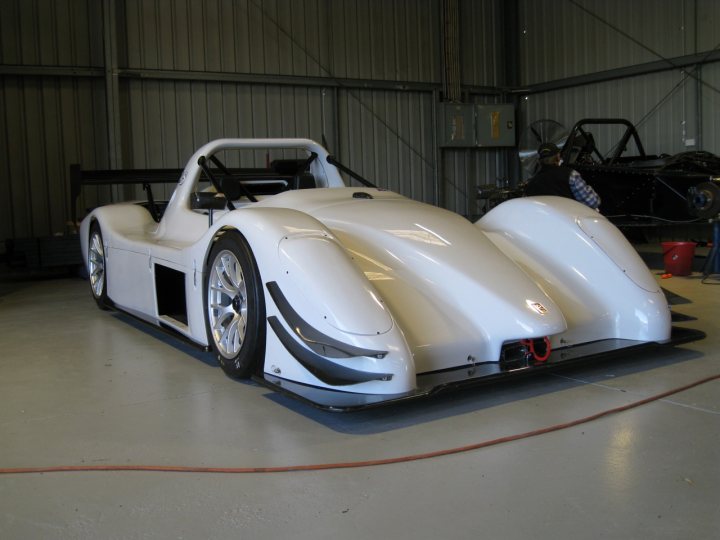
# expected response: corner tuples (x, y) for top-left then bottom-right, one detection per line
(71, 147), (375, 223)
(561, 118), (647, 166)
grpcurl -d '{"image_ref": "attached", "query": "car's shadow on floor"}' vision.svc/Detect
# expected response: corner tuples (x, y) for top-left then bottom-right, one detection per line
(110, 310), (704, 436)
(262, 346), (703, 435)
(111, 311), (219, 367)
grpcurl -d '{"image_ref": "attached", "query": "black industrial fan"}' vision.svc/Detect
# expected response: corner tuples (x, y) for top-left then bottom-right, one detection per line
(518, 119), (568, 180)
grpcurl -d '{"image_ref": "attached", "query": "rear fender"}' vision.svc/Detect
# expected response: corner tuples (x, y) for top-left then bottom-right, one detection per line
(79, 205), (160, 317)
(80, 204), (158, 268)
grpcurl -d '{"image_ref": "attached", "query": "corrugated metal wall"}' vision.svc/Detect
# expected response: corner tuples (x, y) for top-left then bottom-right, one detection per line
(444, 0), (506, 217)
(701, 63), (720, 152)
(0, 0), (464, 246)
(2, 0), (719, 247)
(118, 0), (439, 80)
(0, 0), (107, 241)
(459, 0), (502, 87)
(0, 0), (103, 67)
(443, 95), (506, 217)
(121, 80), (332, 199)
(519, 0), (691, 85)
(517, 0), (720, 180)
(520, 70), (693, 159)
(120, 82), (438, 203)
(696, 0), (720, 152)
(326, 0), (439, 81)
(116, 0), (444, 203)
(336, 89), (436, 202)
(0, 76), (109, 238)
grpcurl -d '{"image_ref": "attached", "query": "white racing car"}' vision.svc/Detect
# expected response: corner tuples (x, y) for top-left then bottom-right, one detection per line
(79, 138), (702, 410)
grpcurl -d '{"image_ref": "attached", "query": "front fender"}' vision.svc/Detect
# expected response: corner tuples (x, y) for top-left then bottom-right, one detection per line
(205, 208), (415, 394)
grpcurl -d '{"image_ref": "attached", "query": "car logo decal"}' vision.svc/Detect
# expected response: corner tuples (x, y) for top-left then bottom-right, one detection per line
(528, 301), (548, 315)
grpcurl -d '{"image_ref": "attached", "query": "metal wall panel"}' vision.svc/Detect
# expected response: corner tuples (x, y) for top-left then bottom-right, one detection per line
(120, 79), (331, 200)
(519, 70), (699, 178)
(697, 0), (720, 53)
(117, 80), (437, 209)
(518, 0), (691, 85)
(119, 0), (334, 75)
(459, 0), (502, 87)
(119, 0), (440, 82)
(0, 0), (103, 66)
(442, 95), (505, 216)
(120, 82), (441, 209)
(0, 0), (451, 247)
(0, 0), (106, 243)
(442, 147), (502, 216)
(0, 76), (109, 241)
(336, 89), (437, 204)
(327, 0), (440, 82)
(701, 63), (720, 153)
(12, 0), (716, 246)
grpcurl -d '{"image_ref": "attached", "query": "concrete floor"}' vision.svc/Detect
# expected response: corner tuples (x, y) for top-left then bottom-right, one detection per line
(0, 270), (719, 539)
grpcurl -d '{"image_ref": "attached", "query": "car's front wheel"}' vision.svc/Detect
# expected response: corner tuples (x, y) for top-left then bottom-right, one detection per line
(88, 222), (109, 310)
(204, 231), (265, 378)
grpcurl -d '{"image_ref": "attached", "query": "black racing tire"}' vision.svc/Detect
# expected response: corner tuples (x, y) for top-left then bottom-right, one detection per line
(88, 222), (110, 310)
(204, 231), (265, 378)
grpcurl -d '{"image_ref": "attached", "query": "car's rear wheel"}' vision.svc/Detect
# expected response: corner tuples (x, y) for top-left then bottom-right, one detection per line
(88, 222), (109, 310)
(205, 231), (265, 378)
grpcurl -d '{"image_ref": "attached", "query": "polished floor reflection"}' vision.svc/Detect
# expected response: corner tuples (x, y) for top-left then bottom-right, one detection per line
(0, 272), (718, 539)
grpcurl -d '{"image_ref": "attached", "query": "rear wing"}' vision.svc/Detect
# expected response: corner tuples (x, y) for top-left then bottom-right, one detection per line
(70, 157), (318, 223)
(70, 164), (183, 223)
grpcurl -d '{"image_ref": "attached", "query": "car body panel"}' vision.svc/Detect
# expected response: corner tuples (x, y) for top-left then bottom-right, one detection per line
(479, 197), (671, 346)
(79, 138), (700, 409)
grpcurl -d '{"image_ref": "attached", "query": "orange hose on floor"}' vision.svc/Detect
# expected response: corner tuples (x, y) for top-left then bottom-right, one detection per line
(2, 373), (718, 476)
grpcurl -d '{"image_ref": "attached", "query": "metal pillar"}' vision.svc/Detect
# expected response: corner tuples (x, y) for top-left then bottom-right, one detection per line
(501, 0), (521, 186)
(103, 0), (122, 169)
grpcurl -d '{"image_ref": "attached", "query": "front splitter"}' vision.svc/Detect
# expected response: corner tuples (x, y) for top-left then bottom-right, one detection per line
(253, 326), (705, 412)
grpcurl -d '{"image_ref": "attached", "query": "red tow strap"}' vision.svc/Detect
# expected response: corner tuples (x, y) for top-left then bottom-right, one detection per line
(520, 336), (552, 362)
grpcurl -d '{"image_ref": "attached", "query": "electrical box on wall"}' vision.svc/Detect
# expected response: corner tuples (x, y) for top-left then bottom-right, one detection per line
(440, 104), (477, 147)
(439, 103), (516, 148)
(475, 104), (515, 147)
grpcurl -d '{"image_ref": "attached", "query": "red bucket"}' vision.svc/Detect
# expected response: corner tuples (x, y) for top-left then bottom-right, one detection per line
(661, 241), (696, 276)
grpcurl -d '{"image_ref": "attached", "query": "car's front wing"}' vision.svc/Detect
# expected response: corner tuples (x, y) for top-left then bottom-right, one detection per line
(254, 325), (705, 411)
